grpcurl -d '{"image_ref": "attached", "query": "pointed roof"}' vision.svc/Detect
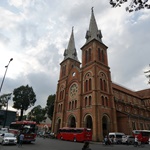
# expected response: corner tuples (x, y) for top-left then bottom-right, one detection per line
(85, 7), (103, 44)
(63, 27), (79, 61)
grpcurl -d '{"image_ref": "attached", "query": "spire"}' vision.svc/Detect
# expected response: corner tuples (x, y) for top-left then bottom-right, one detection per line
(63, 27), (78, 61)
(85, 7), (103, 43)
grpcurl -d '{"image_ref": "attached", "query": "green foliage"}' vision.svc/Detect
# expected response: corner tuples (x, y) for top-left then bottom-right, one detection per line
(110, 0), (150, 12)
(27, 105), (46, 124)
(13, 85), (36, 120)
(0, 93), (12, 109)
(46, 94), (55, 120)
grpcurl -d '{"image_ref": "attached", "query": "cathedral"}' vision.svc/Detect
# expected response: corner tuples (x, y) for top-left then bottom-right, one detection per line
(51, 9), (150, 141)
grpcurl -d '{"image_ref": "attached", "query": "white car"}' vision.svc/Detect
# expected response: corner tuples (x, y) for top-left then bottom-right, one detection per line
(0, 133), (17, 145)
(122, 135), (135, 144)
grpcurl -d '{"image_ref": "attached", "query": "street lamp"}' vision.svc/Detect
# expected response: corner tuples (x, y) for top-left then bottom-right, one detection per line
(0, 58), (13, 93)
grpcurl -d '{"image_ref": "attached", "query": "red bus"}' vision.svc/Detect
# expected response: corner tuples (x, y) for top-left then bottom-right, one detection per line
(57, 127), (92, 142)
(132, 130), (150, 143)
(9, 120), (37, 143)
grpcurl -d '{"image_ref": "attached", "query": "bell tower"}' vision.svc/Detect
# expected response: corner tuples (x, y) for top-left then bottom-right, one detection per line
(60, 27), (80, 80)
(81, 8), (117, 141)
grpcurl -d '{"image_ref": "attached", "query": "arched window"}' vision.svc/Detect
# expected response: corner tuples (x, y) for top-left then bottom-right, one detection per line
(105, 97), (108, 107)
(98, 48), (101, 61)
(89, 78), (92, 90)
(100, 78), (103, 90)
(101, 50), (105, 63)
(62, 65), (66, 76)
(85, 49), (92, 64)
(72, 101), (74, 109)
(102, 96), (104, 106)
(69, 102), (71, 110)
(61, 104), (63, 112)
(75, 100), (77, 108)
(85, 50), (88, 63)
(84, 72), (92, 93)
(104, 80), (107, 92)
(89, 48), (91, 61)
(59, 86), (65, 100)
(99, 72), (108, 92)
(89, 96), (92, 105)
(85, 80), (88, 92)
(85, 97), (88, 106)
(58, 104), (60, 112)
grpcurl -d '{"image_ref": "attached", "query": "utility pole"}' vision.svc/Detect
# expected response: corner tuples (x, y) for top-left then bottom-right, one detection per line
(144, 64), (150, 84)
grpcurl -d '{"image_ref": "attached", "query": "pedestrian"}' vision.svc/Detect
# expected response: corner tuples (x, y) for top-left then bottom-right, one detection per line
(134, 136), (138, 146)
(18, 132), (24, 147)
(104, 136), (108, 145)
(82, 141), (91, 150)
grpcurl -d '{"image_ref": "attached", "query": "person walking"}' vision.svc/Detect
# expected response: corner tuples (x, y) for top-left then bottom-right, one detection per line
(82, 141), (91, 150)
(134, 136), (138, 147)
(18, 132), (24, 147)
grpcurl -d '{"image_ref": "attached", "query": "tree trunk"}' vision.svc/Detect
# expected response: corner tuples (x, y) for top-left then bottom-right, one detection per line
(19, 109), (24, 121)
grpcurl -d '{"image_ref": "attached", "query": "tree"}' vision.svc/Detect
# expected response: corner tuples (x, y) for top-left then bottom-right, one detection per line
(110, 0), (150, 12)
(46, 94), (55, 120)
(144, 64), (150, 84)
(27, 105), (46, 124)
(0, 93), (12, 110)
(13, 85), (36, 121)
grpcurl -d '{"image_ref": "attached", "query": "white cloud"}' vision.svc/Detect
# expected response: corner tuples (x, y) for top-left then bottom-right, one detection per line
(0, 0), (150, 114)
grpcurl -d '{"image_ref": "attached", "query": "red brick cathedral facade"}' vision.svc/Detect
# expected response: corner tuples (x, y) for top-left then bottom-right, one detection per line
(52, 9), (150, 141)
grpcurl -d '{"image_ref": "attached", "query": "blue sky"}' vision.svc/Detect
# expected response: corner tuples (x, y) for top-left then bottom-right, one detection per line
(0, 0), (150, 114)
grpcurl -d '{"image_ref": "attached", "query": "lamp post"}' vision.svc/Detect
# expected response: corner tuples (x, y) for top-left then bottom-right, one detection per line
(0, 58), (13, 93)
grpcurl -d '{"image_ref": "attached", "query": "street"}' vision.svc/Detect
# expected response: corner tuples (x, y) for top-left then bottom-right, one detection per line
(0, 137), (150, 150)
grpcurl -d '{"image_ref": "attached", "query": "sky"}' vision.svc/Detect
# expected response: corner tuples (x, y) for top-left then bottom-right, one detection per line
(0, 0), (150, 115)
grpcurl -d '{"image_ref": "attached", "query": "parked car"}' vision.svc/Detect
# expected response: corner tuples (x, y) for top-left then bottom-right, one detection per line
(122, 135), (135, 144)
(109, 132), (125, 144)
(0, 133), (17, 145)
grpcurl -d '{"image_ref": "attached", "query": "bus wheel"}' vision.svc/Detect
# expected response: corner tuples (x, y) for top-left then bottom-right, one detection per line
(60, 136), (63, 140)
(73, 138), (76, 142)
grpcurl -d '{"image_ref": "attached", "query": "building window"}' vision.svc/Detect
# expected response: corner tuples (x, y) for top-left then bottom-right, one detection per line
(101, 50), (105, 63)
(99, 72), (107, 92)
(75, 100), (77, 108)
(89, 78), (92, 90)
(89, 96), (92, 105)
(85, 50), (88, 63)
(132, 122), (136, 130)
(62, 65), (66, 76)
(105, 97), (108, 107)
(85, 80), (88, 92)
(72, 101), (74, 109)
(98, 48), (101, 61)
(100, 79), (103, 90)
(89, 48), (91, 61)
(85, 97), (88, 106)
(84, 72), (92, 93)
(85, 48), (92, 64)
(69, 102), (71, 110)
(102, 96), (104, 106)
(104, 80), (107, 91)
